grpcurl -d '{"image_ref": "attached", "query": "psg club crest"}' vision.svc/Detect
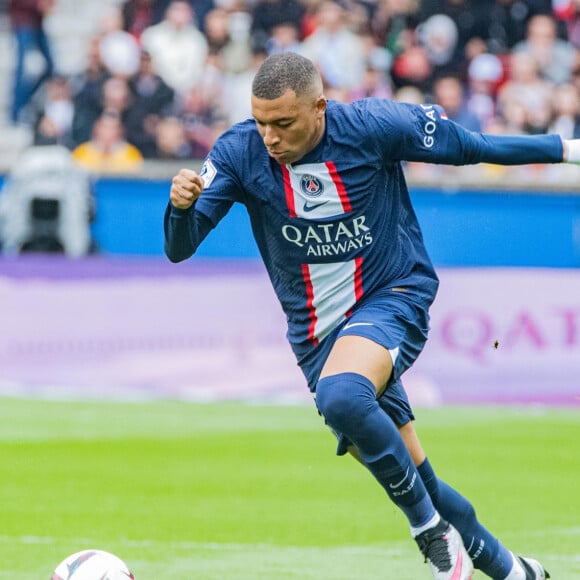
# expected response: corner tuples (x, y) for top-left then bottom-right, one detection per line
(300, 174), (324, 198)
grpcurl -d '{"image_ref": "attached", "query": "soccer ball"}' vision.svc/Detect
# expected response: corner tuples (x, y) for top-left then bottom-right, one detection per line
(51, 549), (135, 580)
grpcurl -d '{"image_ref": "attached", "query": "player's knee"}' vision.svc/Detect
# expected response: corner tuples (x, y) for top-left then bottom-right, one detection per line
(316, 372), (376, 431)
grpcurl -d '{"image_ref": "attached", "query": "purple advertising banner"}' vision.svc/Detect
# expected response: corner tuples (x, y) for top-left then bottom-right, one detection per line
(409, 268), (580, 406)
(1, 257), (579, 405)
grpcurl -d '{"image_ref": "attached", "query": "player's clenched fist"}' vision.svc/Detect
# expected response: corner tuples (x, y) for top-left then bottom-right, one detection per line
(170, 168), (204, 210)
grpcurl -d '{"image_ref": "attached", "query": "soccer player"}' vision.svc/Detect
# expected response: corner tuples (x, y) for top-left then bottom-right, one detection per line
(164, 53), (574, 579)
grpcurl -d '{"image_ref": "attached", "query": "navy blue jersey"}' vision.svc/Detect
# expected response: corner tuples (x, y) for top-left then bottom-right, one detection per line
(165, 98), (562, 359)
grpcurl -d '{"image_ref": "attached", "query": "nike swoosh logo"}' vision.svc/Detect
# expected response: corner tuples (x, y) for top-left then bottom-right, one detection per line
(450, 549), (464, 580)
(343, 322), (373, 331)
(303, 200), (328, 212)
(389, 467), (409, 489)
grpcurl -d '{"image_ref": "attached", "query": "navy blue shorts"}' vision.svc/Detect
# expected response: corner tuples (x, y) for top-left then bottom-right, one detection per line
(297, 286), (431, 454)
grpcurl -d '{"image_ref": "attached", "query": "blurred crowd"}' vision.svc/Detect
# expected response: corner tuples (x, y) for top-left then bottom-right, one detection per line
(7, 0), (580, 177)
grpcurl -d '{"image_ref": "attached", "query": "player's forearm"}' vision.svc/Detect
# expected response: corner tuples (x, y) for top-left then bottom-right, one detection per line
(163, 203), (210, 263)
(448, 122), (564, 166)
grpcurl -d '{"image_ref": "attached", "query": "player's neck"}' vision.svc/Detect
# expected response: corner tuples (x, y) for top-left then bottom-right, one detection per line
(292, 117), (326, 166)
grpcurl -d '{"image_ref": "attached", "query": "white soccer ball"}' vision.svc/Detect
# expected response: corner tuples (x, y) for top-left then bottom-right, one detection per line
(51, 549), (135, 580)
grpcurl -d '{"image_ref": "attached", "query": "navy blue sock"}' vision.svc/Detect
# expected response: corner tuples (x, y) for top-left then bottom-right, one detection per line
(418, 458), (514, 578)
(316, 373), (435, 527)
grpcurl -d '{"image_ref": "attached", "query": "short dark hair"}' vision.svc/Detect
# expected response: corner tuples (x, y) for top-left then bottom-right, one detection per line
(252, 52), (322, 100)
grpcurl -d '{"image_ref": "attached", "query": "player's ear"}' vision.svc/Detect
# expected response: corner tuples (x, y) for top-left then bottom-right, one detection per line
(316, 95), (327, 117)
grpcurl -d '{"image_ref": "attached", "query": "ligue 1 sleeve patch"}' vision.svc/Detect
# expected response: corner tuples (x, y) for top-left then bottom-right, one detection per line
(200, 159), (217, 188)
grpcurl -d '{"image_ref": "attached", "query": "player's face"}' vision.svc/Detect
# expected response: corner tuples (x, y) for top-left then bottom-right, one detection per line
(252, 89), (326, 165)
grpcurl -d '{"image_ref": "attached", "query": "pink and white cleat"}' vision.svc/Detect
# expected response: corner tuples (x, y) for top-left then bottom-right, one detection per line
(415, 518), (474, 579)
(516, 555), (550, 579)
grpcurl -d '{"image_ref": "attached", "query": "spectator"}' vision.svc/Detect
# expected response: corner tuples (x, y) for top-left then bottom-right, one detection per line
(69, 37), (110, 146)
(393, 84), (424, 104)
(370, 1), (424, 92)
(72, 112), (143, 174)
(204, 7), (252, 73)
(125, 50), (175, 158)
(433, 74), (481, 131)
(300, 0), (366, 93)
(121, 0), (157, 39)
(179, 71), (228, 158)
(512, 13), (576, 84)
(416, 14), (460, 79)
(370, 0), (420, 60)
(418, 0), (490, 65)
(72, 76), (132, 148)
(122, 0), (215, 34)
(548, 82), (580, 138)
(204, 6), (232, 53)
(177, 49), (228, 155)
(480, 0), (553, 53)
(300, 0), (323, 38)
(100, 76), (133, 118)
(99, 33), (141, 80)
(97, 6), (142, 79)
(266, 22), (302, 55)
(222, 45), (268, 125)
(496, 97), (529, 134)
(8, 0), (56, 124)
(349, 48), (394, 100)
(391, 43), (433, 92)
(557, 0), (580, 48)
(250, 0), (305, 51)
(33, 75), (75, 148)
(497, 51), (554, 134)
(181, 0), (216, 34)
(465, 52), (504, 130)
(154, 115), (193, 159)
(141, 0), (209, 95)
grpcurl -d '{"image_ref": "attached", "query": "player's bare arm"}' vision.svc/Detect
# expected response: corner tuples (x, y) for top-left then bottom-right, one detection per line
(170, 168), (204, 210)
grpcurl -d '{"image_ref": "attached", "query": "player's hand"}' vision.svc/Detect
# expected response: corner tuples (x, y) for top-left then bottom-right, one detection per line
(170, 168), (204, 210)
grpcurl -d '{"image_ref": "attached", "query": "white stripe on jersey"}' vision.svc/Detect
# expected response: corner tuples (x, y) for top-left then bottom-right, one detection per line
(283, 162), (351, 219)
(303, 258), (363, 344)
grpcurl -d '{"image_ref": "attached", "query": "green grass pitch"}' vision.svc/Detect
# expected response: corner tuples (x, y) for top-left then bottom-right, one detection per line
(0, 397), (578, 579)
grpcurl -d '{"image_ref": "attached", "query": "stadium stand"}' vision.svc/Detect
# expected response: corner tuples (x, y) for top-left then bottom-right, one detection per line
(0, 0), (579, 184)
(0, 0), (124, 166)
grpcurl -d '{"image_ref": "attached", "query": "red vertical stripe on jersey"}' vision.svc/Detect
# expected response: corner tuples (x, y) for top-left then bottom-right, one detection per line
(354, 256), (364, 300)
(345, 257), (364, 318)
(281, 164), (297, 218)
(326, 161), (351, 212)
(301, 264), (319, 346)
